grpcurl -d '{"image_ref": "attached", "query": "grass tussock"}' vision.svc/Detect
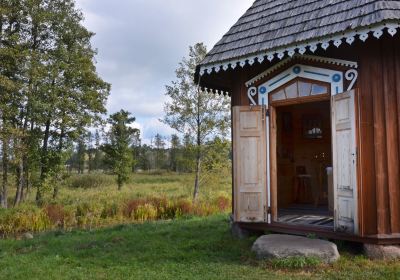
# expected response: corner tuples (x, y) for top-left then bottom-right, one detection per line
(0, 196), (231, 236)
(0, 173), (232, 236)
(66, 174), (115, 189)
(266, 256), (321, 270)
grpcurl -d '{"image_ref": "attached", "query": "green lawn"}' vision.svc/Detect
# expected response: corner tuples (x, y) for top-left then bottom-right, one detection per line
(0, 214), (399, 280)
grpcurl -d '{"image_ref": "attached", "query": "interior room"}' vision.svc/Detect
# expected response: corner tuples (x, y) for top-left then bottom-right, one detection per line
(275, 100), (334, 229)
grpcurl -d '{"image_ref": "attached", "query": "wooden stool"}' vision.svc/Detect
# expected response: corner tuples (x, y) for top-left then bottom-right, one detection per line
(294, 166), (311, 203)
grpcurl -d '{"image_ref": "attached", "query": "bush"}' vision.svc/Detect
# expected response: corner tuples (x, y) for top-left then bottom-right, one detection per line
(0, 206), (52, 236)
(215, 196), (231, 212)
(133, 204), (158, 221)
(0, 194), (232, 235)
(44, 204), (65, 227)
(123, 199), (145, 218)
(75, 202), (103, 228)
(101, 203), (121, 219)
(66, 174), (115, 189)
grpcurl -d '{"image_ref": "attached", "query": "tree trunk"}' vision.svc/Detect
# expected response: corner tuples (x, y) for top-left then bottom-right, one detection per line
(22, 154), (29, 201)
(88, 151), (92, 174)
(22, 121), (35, 201)
(14, 160), (24, 206)
(14, 116), (27, 206)
(53, 126), (65, 199)
(193, 125), (202, 201)
(37, 117), (51, 205)
(193, 89), (202, 201)
(117, 175), (122, 191)
(1, 135), (9, 208)
(193, 152), (201, 201)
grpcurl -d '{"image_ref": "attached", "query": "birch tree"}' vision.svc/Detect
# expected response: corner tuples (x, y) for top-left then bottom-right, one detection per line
(163, 43), (230, 201)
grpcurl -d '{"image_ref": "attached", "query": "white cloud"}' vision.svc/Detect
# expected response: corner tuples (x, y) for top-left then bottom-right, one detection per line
(75, 0), (254, 143)
(140, 118), (176, 145)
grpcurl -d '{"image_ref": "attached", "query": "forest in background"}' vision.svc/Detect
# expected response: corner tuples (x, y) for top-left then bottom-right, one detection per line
(0, 0), (232, 240)
(0, 0), (231, 213)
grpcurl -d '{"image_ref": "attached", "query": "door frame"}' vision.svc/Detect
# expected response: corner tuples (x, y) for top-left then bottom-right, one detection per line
(267, 88), (361, 235)
(254, 63), (346, 223)
(268, 86), (331, 222)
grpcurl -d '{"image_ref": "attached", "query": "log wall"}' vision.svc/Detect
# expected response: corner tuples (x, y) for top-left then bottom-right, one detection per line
(227, 35), (400, 238)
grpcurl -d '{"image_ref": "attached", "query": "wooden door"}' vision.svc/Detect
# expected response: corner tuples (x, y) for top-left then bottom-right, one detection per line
(331, 90), (359, 234)
(233, 106), (268, 222)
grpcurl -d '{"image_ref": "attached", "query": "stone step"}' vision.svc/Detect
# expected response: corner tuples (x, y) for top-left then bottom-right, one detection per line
(251, 234), (340, 264)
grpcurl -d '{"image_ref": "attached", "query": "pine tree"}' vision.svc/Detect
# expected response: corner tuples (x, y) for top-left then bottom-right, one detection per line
(153, 133), (166, 170)
(169, 134), (181, 172)
(102, 110), (138, 190)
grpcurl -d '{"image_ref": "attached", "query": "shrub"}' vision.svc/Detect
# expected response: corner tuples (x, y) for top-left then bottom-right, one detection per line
(123, 199), (145, 218)
(215, 196), (231, 212)
(44, 204), (65, 227)
(67, 174), (114, 189)
(62, 206), (77, 230)
(133, 204), (158, 221)
(193, 202), (218, 217)
(0, 193), (231, 235)
(75, 202), (103, 228)
(0, 206), (51, 236)
(101, 203), (121, 219)
(175, 199), (193, 216)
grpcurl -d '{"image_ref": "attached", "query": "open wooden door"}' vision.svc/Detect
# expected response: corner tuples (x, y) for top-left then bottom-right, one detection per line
(331, 90), (359, 234)
(233, 106), (268, 222)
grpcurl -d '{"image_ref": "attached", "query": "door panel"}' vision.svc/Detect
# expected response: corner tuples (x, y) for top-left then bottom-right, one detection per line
(331, 90), (358, 234)
(233, 106), (267, 222)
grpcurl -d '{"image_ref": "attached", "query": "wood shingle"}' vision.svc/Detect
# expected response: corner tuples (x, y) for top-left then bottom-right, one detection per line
(200, 0), (400, 66)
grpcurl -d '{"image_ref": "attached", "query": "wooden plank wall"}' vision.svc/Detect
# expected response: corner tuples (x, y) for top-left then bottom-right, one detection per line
(229, 35), (400, 237)
(357, 37), (400, 236)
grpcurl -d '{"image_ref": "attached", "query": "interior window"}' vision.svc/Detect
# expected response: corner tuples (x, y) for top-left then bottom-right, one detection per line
(271, 80), (329, 103)
(311, 84), (328, 95)
(285, 83), (298, 99)
(298, 81), (312, 97)
(271, 89), (286, 101)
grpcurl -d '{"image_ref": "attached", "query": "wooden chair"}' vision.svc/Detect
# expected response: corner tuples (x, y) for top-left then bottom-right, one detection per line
(294, 166), (312, 203)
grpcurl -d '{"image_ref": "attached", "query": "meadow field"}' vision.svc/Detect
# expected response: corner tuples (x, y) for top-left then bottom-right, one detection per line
(0, 172), (231, 236)
(0, 214), (399, 279)
(0, 173), (399, 279)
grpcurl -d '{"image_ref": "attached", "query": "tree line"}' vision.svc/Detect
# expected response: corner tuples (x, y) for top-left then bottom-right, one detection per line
(0, 0), (230, 207)
(0, 0), (110, 207)
(67, 131), (231, 176)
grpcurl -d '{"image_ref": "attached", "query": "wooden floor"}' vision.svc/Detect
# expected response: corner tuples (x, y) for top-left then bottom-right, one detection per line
(278, 204), (334, 229)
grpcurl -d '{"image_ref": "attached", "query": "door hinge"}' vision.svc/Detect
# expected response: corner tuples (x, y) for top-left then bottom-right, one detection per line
(264, 206), (271, 222)
(263, 205), (267, 222)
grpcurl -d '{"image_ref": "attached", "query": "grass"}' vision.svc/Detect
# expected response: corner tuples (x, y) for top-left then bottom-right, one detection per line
(0, 214), (399, 280)
(47, 172), (230, 206)
(1, 172), (400, 279)
(0, 172), (232, 235)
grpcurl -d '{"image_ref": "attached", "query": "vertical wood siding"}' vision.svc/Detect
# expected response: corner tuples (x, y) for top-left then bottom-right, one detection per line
(358, 37), (400, 236)
(229, 36), (400, 237)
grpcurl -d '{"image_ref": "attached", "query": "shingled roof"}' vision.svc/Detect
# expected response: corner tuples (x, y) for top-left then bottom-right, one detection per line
(199, 0), (400, 72)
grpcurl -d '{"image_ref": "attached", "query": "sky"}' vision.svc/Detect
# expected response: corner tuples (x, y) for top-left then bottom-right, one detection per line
(75, 0), (254, 145)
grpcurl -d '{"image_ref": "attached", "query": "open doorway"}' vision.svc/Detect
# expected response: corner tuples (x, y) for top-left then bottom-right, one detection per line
(275, 100), (334, 229)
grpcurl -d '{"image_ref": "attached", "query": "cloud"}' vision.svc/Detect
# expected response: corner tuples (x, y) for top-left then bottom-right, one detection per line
(139, 117), (176, 146)
(75, 0), (254, 142)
